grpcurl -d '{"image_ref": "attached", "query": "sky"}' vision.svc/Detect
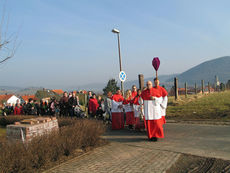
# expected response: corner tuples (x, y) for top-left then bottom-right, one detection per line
(1, 0), (230, 89)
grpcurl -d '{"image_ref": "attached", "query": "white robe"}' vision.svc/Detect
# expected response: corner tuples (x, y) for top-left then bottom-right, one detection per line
(111, 100), (123, 113)
(144, 96), (168, 120)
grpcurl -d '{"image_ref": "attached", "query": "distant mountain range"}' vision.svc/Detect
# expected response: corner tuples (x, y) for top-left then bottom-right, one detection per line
(68, 74), (177, 93)
(0, 86), (43, 95)
(1, 56), (230, 93)
(166, 56), (230, 85)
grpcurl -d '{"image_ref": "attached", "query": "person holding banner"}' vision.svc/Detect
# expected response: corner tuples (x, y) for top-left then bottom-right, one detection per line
(141, 79), (168, 141)
(123, 90), (135, 129)
(111, 90), (124, 130)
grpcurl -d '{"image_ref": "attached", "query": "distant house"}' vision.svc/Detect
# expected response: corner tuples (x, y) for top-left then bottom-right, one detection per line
(52, 89), (64, 95)
(21, 95), (37, 103)
(0, 94), (20, 106)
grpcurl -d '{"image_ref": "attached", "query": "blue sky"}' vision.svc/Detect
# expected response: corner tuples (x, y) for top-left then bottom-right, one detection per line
(1, 0), (230, 89)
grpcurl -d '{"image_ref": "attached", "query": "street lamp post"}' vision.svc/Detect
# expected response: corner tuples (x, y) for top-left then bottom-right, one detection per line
(112, 28), (124, 96)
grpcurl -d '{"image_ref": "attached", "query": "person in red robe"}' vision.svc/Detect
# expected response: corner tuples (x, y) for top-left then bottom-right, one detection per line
(131, 85), (137, 99)
(132, 89), (143, 130)
(88, 93), (99, 118)
(141, 79), (168, 141)
(123, 90), (135, 129)
(111, 90), (124, 130)
(14, 103), (22, 115)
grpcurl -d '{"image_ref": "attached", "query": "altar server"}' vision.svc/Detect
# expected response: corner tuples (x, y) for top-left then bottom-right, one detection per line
(111, 90), (124, 130)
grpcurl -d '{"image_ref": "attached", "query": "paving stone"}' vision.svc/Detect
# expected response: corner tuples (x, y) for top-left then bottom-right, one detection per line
(45, 142), (180, 173)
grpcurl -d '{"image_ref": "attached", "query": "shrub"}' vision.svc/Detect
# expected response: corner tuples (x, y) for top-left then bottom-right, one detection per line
(0, 118), (106, 173)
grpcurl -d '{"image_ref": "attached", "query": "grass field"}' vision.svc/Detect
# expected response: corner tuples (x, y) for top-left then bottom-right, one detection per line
(167, 91), (230, 121)
(0, 127), (6, 136)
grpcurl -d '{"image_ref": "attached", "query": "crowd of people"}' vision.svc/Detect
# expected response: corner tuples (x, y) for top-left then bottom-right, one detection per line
(1, 78), (168, 142)
(1, 91), (85, 117)
(86, 78), (168, 141)
(108, 78), (168, 142)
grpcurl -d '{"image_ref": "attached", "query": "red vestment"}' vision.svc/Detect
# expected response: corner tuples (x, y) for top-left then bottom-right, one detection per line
(123, 97), (135, 125)
(141, 86), (168, 139)
(88, 98), (99, 114)
(111, 94), (124, 130)
(132, 95), (142, 129)
(14, 106), (22, 115)
(132, 91), (137, 99)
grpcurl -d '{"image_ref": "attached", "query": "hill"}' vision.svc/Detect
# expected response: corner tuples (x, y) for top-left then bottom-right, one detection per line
(0, 86), (43, 95)
(66, 74), (176, 93)
(166, 56), (230, 85)
(123, 74), (177, 90)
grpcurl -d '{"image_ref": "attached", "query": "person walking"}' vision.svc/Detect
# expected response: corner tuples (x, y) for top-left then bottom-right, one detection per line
(141, 79), (168, 141)
(123, 90), (135, 129)
(131, 85), (137, 99)
(111, 90), (124, 130)
(132, 89), (143, 130)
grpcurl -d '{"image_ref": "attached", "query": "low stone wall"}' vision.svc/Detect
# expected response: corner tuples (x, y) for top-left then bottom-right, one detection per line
(6, 117), (59, 142)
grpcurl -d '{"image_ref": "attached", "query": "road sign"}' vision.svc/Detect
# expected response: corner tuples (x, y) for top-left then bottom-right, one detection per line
(119, 71), (126, 82)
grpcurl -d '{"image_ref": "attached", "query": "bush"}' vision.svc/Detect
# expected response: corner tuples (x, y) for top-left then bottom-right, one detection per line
(0, 118), (106, 173)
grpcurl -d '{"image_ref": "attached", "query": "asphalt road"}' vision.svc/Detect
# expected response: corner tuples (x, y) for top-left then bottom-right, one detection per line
(104, 123), (230, 160)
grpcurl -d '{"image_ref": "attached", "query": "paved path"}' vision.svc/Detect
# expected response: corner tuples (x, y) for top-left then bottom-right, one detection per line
(105, 123), (230, 160)
(45, 123), (230, 173)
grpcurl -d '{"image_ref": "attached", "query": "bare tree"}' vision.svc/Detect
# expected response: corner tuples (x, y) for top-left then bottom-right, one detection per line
(0, 1), (18, 64)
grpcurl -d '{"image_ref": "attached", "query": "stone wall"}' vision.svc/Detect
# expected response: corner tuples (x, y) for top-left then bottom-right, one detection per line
(6, 117), (59, 142)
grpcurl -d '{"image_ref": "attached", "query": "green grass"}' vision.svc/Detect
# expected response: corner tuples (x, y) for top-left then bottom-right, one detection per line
(167, 91), (230, 121)
(0, 127), (6, 136)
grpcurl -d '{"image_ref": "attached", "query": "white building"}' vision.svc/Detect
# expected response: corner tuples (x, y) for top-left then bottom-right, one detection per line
(6, 95), (21, 105)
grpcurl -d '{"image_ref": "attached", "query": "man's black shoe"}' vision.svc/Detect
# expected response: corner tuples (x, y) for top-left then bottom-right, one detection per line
(152, 137), (158, 142)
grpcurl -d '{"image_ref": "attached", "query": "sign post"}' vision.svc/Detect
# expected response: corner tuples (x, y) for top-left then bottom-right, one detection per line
(119, 71), (126, 96)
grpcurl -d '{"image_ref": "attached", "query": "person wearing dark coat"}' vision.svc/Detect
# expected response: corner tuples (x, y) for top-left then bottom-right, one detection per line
(68, 92), (78, 117)
(59, 92), (69, 116)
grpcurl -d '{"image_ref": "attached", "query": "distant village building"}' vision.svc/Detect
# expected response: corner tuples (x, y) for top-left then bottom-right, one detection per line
(0, 94), (20, 106)
(52, 89), (64, 95)
(21, 95), (37, 103)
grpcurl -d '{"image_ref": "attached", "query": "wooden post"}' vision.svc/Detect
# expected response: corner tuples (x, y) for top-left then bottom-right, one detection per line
(138, 74), (144, 90)
(185, 82), (187, 98)
(208, 82), (211, 93)
(174, 77), (178, 100)
(195, 83), (197, 95)
(201, 80), (204, 94)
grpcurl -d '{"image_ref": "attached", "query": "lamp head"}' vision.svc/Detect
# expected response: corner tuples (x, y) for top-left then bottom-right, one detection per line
(112, 28), (120, 33)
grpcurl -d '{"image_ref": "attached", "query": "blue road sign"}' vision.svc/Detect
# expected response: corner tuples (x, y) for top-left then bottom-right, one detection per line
(119, 71), (126, 82)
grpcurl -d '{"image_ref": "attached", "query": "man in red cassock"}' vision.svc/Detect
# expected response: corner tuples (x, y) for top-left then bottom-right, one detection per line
(111, 90), (124, 130)
(141, 79), (168, 141)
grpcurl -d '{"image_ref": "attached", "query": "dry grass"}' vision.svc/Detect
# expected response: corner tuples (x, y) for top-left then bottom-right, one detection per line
(0, 118), (106, 173)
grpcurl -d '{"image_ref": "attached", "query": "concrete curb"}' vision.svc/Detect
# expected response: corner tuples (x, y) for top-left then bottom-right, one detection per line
(167, 119), (230, 125)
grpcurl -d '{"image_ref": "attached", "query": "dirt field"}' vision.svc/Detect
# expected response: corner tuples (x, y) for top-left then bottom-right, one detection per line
(167, 154), (230, 173)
